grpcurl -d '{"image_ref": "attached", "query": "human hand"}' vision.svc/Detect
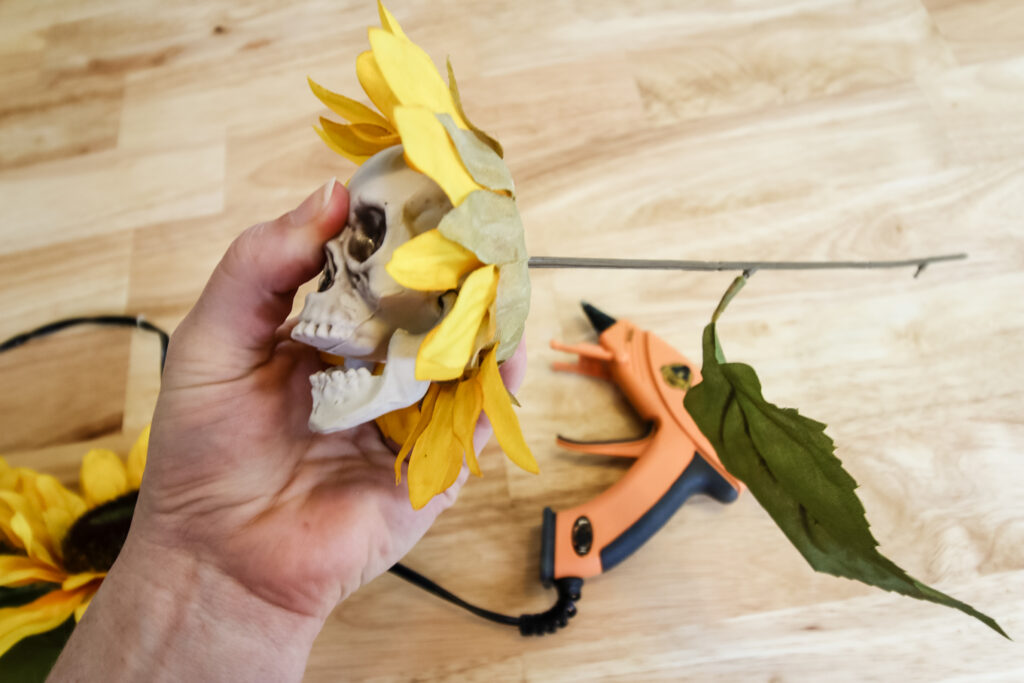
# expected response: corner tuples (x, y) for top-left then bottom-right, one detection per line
(50, 180), (525, 682)
(144, 178), (525, 615)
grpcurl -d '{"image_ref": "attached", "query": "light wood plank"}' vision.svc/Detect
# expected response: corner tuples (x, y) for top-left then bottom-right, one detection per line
(1, 0), (1022, 680)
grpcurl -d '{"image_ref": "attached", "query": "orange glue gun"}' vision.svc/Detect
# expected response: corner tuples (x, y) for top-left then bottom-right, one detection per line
(540, 303), (744, 586)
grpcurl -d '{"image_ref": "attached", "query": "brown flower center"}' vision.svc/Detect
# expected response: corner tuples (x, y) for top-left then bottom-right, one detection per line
(61, 491), (138, 573)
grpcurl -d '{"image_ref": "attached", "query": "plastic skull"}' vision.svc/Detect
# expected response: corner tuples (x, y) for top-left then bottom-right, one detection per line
(292, 146), (453, 433)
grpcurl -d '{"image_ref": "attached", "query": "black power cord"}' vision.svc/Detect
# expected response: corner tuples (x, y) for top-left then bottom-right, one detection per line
(0, 315), (582, 636)
(389, 564), (582, 636)
(0, 315), (170, 372)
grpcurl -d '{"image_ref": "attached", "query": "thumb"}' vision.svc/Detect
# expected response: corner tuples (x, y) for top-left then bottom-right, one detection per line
(168, 179), (349, 381)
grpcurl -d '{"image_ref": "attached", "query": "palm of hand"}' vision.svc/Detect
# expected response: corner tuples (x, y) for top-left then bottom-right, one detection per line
(140, 337), (464, 619)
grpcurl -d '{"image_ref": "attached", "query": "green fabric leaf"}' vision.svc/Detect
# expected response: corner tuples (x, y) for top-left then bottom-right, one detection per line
(435, 113), (515, 195)
(436, 190), (526, 265)
(430, 187), (529, 363)
(445, 58), (504, 159)
(494, 258), (530, 361)
(0, 617), (73, 682)
(684, 322), (1008, 638)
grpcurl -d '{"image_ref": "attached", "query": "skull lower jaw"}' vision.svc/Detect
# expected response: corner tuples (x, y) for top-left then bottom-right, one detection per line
(307, 329), (429, 434)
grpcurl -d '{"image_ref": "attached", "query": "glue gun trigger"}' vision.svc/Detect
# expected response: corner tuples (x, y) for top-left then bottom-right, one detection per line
(555, 423), (656, 459)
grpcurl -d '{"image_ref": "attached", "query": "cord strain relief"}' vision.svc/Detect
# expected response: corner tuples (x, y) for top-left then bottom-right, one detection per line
(518, 577), (583, 636)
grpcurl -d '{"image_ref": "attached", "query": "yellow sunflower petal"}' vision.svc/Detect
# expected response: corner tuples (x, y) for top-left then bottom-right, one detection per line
(356, 51), (400, 122)
(415, 265), (498, 381)
(74, 591), (94, 622)
(386, 229), (482, 292)
(307, 77), (393, 129)
(0, 587), (87, 658)
(33, 474), (86, 520)
(40, 508), (74, 560)
(0, 493), (57, 566)
(5, 510), (31, 555)
(62, 571), (104, 592)
(126, 425), (150, 490)
(377, 0), (407, 39)
(1, 475), (69, 561)
(314, 126), (373, 165)
(480, 348), (539, 474)
(394, 106), (483, 206)
(446, 58), (503, 158)
(368, 28), (466, 127)
(452, 376), (484, 476)
(472, 304), (498, 367)
(0, 555), (65, 587)
(80, 449), (129, 508)
(394, 383), (440, 483)
(320, 117), (396, 159)
(8, 511), (56, 567)
(0, 501), (21, 551)
(407, 382), (463, 509)
(319, 352), (347, 366)
(0, 458), (16, 490)
(15, 474), (46, 515)
(376, 402), (421, 446)
(0, 460), (37, 493)
(9, 463), (46, 496)
(349, 122), (401, 146)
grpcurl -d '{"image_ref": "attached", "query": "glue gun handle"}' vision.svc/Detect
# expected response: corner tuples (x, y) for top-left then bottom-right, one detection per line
(541, 453), (739, 585)
(599, 454), (738, 573)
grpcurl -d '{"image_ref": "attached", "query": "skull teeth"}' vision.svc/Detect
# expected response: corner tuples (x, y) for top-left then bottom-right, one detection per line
(311, 365), (375, 398)
(293, 320), (350, 340)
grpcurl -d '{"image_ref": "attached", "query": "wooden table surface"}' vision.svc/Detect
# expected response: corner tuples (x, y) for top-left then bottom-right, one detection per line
(2, 0), (1022, 680)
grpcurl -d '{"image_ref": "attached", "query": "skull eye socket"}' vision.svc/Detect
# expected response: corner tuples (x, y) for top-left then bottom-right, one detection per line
(347, 205), (387, 263)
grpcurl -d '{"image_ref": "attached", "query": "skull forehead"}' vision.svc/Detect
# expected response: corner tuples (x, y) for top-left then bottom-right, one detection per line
(347, 146), (446, 234)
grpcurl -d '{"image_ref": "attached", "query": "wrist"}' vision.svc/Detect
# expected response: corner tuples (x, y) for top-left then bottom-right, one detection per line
(50, 533), (324, 682)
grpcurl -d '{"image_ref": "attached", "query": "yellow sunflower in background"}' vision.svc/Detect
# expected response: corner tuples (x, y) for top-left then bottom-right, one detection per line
(310, 1), (537, 508)
(0, 427), (148, 657)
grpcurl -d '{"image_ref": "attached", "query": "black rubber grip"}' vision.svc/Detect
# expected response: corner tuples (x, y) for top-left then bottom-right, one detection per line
(540, 507), (556, 587)
(598, 454), (738, 573)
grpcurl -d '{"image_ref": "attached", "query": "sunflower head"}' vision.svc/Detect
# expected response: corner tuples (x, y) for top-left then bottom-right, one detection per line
(309, 2), (536, 507)
(0, 428), (148, 658)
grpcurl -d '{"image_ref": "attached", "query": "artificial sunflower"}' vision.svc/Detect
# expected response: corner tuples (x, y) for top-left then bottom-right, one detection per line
(0, 427), (148, 657)
(311, 2), (536, 508)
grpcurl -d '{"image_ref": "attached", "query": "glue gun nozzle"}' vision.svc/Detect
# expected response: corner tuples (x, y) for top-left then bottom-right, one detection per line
(581, 302), (617, 334)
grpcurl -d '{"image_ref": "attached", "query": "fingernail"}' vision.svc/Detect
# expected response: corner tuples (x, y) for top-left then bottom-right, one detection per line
(291, 177), (337, 226)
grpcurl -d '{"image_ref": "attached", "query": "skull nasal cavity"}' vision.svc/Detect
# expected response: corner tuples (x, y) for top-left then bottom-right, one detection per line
(317, 246), (336, 292)
(348, 205), (387, 263)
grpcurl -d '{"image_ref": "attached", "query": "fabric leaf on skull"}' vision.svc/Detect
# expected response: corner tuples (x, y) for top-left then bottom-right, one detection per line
(307, 0), (535, 508)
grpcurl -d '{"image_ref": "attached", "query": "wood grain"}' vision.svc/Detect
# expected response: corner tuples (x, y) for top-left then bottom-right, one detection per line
(1, 0), (1022, 680)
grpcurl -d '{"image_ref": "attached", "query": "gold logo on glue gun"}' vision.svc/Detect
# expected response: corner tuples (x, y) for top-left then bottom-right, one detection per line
(660, 363), (691, 391)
